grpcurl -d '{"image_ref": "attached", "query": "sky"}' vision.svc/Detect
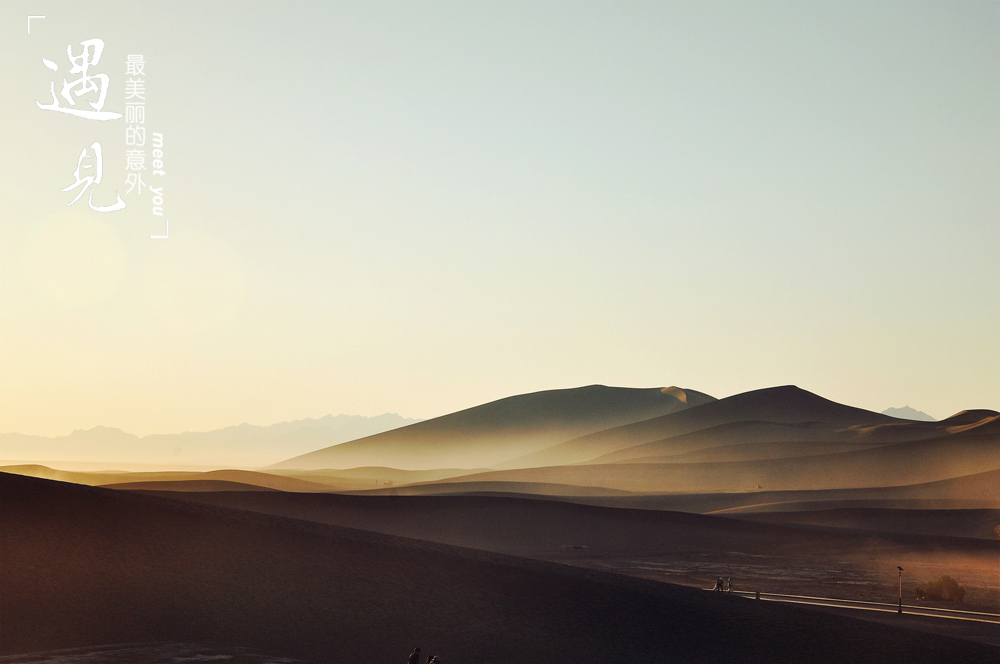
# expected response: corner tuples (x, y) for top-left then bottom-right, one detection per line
(1, 1), (998, 437)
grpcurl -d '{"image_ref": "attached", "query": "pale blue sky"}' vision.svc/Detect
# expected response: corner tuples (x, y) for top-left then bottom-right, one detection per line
(2, 1), (998, 436)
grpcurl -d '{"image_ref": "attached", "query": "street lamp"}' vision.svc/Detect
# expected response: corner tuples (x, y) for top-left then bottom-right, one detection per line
(897, 566), (904, 614)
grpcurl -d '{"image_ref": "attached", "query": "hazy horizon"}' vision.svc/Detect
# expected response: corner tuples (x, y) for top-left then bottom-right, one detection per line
(2, 1), (997, 438)
(1, 381), (977, 439)
(1, 411), (423, 439)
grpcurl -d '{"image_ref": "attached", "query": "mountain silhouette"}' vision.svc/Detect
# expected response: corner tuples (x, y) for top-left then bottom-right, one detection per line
(0, 414), (419, 467)
(882, 406), (936, 421)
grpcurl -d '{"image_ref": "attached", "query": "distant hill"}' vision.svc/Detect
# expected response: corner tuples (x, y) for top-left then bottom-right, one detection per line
(0, 413), (419, 468)
(271, 385), (716, 470)
(587, 409), (996, 466)
(502, 386), (900, 468)
(422, 415), (1000, 493)
(882, 406), (936, 421)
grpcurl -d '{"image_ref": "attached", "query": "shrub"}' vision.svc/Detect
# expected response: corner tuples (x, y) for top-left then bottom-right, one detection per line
(913, 575), (965, 602)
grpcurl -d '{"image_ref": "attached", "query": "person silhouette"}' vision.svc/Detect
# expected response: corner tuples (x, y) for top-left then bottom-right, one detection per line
(714, 577), (724, 591)
(728, 577), (733, 592)
(408, 648), (421, 664)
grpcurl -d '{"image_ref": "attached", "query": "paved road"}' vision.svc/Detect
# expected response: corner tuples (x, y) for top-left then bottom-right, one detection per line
(706, 589), (1000, 625)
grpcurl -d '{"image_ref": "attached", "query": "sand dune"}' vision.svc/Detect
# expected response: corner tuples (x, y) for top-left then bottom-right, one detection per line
(423, 430), (1000, 493)
(726, 507), (1000, 540)
(104, 479), (281, 492)
(0, 464), (117, 485)
(940, 410), (1000, 428)
(136, 486), (1000, 618)
(142, 487), (999, 559)
(351, 480), (636, 497)
(271, 385), (715, 470)
(0, 466), (338, 493)
(570, 468), (1000, 514)
(164, 470), (336, 492)
(505, 385), (907, 468)
(627, 439), (885, 464)
(326, 469), (1000, 515)
(270, 466), (491, 486)
(8, 472), (997, 663)
(586, 417), (972, 465)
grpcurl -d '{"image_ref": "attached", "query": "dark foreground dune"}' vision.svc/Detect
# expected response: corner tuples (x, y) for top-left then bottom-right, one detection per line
(4, 473), (998, 664)
(139, 489), (999, 561)
(123, 487), (1000, 616)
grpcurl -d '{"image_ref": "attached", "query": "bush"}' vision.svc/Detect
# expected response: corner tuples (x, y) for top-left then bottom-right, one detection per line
(913, 575), (965, 602)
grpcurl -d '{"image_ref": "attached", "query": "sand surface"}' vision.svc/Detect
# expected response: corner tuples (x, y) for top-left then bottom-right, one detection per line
(139, 489), (1000, 611)
(5, 472), (998, 664)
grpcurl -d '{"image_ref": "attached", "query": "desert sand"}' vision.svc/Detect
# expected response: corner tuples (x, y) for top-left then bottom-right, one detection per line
(5, 384), (999, 663)
(4, 472), (998, 664)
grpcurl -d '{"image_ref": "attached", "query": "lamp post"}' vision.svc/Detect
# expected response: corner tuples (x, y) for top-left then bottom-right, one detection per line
(897, 566), (904, 614)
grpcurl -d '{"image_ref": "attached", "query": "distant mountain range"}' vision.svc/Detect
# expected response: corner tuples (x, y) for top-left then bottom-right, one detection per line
(881, 406), (936, 421)
(0, 414), (420, 468)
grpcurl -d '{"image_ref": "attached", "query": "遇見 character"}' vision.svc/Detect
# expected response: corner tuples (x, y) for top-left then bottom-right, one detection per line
(37, 38), (123, 121)
(62, 142), (126, 212)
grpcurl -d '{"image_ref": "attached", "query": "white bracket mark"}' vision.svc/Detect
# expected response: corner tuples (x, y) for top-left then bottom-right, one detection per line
(27, 16), (45, 35)
(151, 219), (169, 239)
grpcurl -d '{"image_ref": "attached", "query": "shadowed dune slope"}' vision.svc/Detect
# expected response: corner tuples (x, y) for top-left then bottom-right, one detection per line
(575, 407), (999, 468)
(506, 385), (907, 468)
(940, 410), (1000, 428)
(326, 469), (1000, 514)
(423, 431), (1000, 493)
(271, 466), (490, 485)
(352, 480), (636, 497)
(0, 464), (105, 485)
(103, 479), (280, 492)
(613, 439), (884, 464)
(7, 474), (998, 664)
(136, 489), (999, 560)
(0, 466), (337, 493)
(585, 416), (986, 465)
(137, 470), (336, 492)
(554, 468), (1000, 514)
(728, 508), (1000, 540)
(271, 385), (715, 470)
